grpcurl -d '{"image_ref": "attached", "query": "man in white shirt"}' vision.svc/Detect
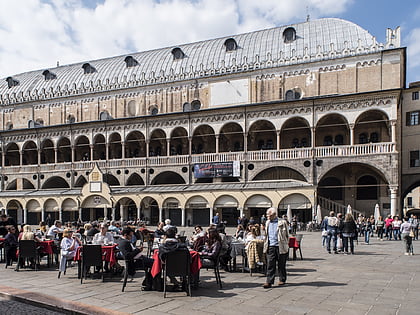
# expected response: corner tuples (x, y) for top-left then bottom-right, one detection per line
(47, 220), (63, 238)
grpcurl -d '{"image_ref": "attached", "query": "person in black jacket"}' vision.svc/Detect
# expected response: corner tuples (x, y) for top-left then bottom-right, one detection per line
(117, 227), (154, 282)
(339, 213), (358, 255)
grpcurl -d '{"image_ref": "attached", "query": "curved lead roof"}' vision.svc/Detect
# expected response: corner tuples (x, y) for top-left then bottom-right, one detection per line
(0, 18), (385, 104)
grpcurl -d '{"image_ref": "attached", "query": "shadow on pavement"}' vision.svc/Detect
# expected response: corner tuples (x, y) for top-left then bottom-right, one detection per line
(285, 281), (347, 287)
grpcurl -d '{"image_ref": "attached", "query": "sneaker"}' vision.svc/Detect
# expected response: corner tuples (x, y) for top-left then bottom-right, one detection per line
(409, 253), (413, 256)
(256, 262), (264, 266)
(263, 283), (272, 289)
(343, 252), (348, 255)
(404, 253), (409, 256)
(277, 281), (286, 286)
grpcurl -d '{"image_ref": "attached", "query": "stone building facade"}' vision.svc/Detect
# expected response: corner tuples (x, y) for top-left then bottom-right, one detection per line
(0, 18), (404, 226)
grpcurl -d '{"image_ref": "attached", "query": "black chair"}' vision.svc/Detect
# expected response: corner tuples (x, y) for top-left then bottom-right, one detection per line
(162, 250), (192, 298)
(202, 253), (222, 289)
(121, 258), (135, 292)
(15, 240), (40, 271)
(80, 245), (104, 284)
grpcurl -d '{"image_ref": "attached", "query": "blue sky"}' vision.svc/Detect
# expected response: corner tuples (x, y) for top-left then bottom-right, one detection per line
(1, 0), (420, 84)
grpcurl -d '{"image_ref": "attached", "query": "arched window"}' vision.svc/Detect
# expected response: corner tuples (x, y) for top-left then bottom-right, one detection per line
(191, 100), (201, 111)
(359, 133), (368, 144)
(323, 136), (333, 146)
(370, 132), (379, 143)
(6, 77), (19, 88)
(283, 27), (296, 43)
(183, 102), (191, 112)
(67, 115), (76, 124)
(6, 122), (13, 130)
(150, 106), (159, 116)
(335, 134), (344, 145)
(285, 89), (302, 100)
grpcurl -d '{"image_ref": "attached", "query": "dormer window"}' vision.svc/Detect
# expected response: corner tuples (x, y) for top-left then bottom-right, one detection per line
(224, 38), (238, 52)
(285, 88), (301, 100)
(171, 47), (185, 60)
(82, 63), (96, 74)
(191, 99), (201, 111)
(283, 27), (296, 43)
(6, 77), (19, 88)
(124, 56), (139, 68)
(42, 70), (57, 81)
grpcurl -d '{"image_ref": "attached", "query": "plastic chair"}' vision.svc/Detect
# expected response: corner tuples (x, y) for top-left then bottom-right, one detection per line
(161, 250), (192, 297)
(15, 240), (40, 271)
(289, 234), (303, 260)
(80, 245), (104, 283)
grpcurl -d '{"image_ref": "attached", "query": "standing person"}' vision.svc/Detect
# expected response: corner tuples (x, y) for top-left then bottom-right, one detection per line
(364, 216), (373, 244)
(392, 216), (402, 240)
(339, 213), (358, 255)
(4, 226), (18, 267)
(384, 215), (394, 240)
(323, 211), (339, 254)
(262, 207), (289, 288)
(376, 216), (385, 241)
(291, 215), (298, 235)
(212, 212), (220, 225)
(410, 215), (419, 241)
(260, 214), (267, 226)
(400, 217), (413, 255)
(45, 214), (53, 227)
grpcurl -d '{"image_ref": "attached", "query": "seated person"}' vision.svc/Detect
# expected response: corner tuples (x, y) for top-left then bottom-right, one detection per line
(92, 223), (114, 245)
(59, 229), (81, 272)
(47, 220), (63, 239)
(199, 228), (222, 267)
(4, 225), (18, 267)
(117, 227), (154, 290)
(235, 224), (245, 240)
(163, 219), (177, 233)
(154, 221), (165, 240)
(108, 221), (121, 234)
(19, 224), (41, 242)
(191, 225), (205, 243)
(86, 222), (100, 236)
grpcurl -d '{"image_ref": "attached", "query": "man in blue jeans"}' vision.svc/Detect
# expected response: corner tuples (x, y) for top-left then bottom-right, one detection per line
(324, 211), (338, 254)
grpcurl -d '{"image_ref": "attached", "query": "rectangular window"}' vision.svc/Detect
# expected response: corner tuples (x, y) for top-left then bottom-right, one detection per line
(412, 91), (419, 100)
(410, 150), (420, 167)
(407, 111), (420, 126)
(407, 197), (413, 207)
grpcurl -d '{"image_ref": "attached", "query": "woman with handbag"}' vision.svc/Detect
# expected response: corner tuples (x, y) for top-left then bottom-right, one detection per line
(400, 217), (413, 255)
(339, 213), (358, 255)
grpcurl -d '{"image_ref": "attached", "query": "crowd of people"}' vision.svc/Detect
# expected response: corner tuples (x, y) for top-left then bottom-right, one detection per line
(321, 211), (418, 255)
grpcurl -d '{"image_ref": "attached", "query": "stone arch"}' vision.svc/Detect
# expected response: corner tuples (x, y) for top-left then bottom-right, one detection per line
(42, 176), (70, 189)
(280, 117), (311, 149)
(57, 137), (71, 163)
(40, 139), (55, 164)
(170, 127), (188, 155)
(149, 129), (167, 156)
(219, 122), (244, 152)
(93, 133), (106, 160)
(140, 197), (159, 225)
(192, 124), (215, 154)
(22, 140), (38, 165)
(74, 175), (88, 187)
(74, 135), (90, 161)
(354, 109), (391, 144)
(279, 193), (312, 222)
(151, 171), (186, 185)
(108, 132), (122, 159)
(103, 173), (120, 186)
(5, 142), (20, 166)
(252, 166), (307, 182)
(247, 120), (276, 151)
(126, 173), (145, 186)
(315, 113), (349, 146)
(125, 130), (146, 158)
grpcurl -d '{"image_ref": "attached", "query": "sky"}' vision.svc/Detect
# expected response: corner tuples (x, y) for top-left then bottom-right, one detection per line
(1, 0), (420, 84)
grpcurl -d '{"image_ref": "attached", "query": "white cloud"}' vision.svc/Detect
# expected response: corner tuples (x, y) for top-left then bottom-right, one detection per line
(0, 0), (353, 77)
(407, 28), (420, 69)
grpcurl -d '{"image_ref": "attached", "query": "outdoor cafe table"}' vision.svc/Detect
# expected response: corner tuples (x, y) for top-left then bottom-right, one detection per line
(38, 240), (55, 267)
(151, 249), (202, 278)
(230, 240), (245, 272)
(74, 244), (118, 278)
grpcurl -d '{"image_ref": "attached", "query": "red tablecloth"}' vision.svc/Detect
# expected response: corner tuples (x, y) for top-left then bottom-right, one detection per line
(74, 245), (117, 267)
(151, 249), (202, 278)
(38, 240), (54, 255)
(289, 237), (299, 248)
(0, 238), (5, 242)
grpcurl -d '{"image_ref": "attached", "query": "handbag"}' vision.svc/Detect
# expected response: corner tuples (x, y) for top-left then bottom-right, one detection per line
(409, 229), (415, 238)
(321, 230), (328, 237)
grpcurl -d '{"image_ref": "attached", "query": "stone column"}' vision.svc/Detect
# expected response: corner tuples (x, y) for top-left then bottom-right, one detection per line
(58, 208), (63, 222)
(41, 208), (45, 222)
(215, 135), (219, 153)
(277, 130), (281, 151)
(158, 207), (163, 223)
(181, 208), (185, 227)
(103, 206), (108, 220)
(120, 204), (124, 223)
(111, 207), (116, 221)
(78, 207), (82, 222)
(238, 207), (243, 218)
(19, 150), (23, 165)
(38, 149), (41, 165)
(244, 132), (248, 152)
(391, 120), (397, 143)
(311, 127), (316, 148)
(349, 123), (354, 146)
(90, 144), (94, 161)
(137, 205), (141, 221)
(209, 207), (214, 225)
(121, 141), (125, 159)
(1, 152), (5, 168)
(146, 140), (150, 158)
(54, 148), (58, 164)
(390, 186), (398, 217)
(166, 139), (171, 156)
(23, 208), (28, 224)
(71, 145), (75, 163)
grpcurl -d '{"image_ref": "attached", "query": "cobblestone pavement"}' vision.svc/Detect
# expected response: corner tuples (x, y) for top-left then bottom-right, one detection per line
(1, 229), (419, 314)
(0, 296), (65, 314)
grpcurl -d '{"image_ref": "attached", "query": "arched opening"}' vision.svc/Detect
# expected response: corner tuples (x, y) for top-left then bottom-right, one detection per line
(126, 173), (145, 186)
(26, 199), (42, 225)
(22, 141), (38, 165)
(151, 171), (185, 185)
(57, 137), (71, 163)
(74, 136), (90, 161)
(149, 129), (167, 157)
(125, 131), (146, 158)
(163, 197), (182, 226)
(103, 173), (120, 186)
(62, 198), (78, 222)
(219, 122), (244, 152)
(357, 175), (378, 200)
(141, 197), (159, 225)
(170, 127), (188, 155)
(354, 110), (391, 144)
(93, 134), (106, 160)
(6, 200), (22, 223)
(5, 143), (20, 166)
(40, 139), (55, 164)
(44, 198), (59, 222)
(74, 176), (88, 188)
(23, 179), (35, 189)
(6, 179), (17, 190)
(318, 177), (343, 201)
(244, 194), (272, 224)
(252, 166), (306, 182)
(192, 125), (215, 154)
(279, 194), (312, 223)
(280, 117), (311, 149)
(108, 132), (122, 159)
(115, 198), (137, 221)
(42, 176), (70, 189)
(186, 196), (210, 226)
(247, 120), (276, 151)
(315, 114), (349, 146)
(213, 195), (239, 226)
